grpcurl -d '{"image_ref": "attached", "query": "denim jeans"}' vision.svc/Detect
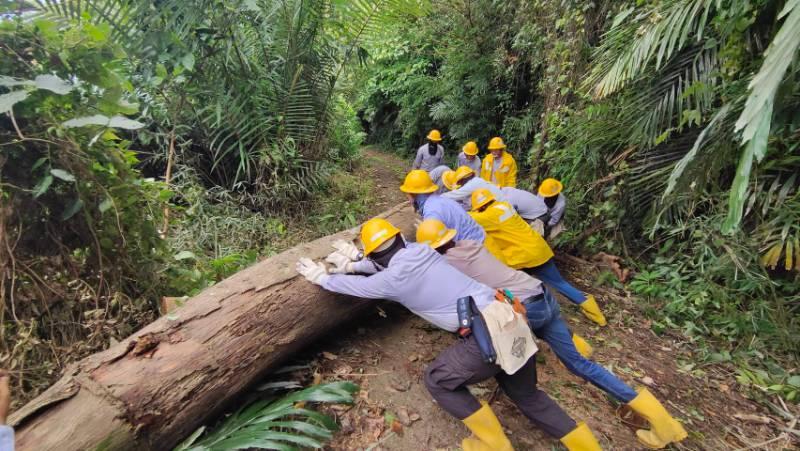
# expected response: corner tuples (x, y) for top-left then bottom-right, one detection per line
(524, 289), (637, 403)
(525, 258), (586, 304)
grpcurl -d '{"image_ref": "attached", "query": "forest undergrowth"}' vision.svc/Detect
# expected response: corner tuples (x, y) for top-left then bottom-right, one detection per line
(1, 0), (799, 444)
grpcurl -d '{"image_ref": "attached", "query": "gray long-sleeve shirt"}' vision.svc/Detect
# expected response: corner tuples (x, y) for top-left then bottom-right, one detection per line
(540, 193), (566, 226)
(457, 152), (482, 174)
(412, 144), (444, 172)
(500, 187), (547, 220)
(442, 177), (506, 210)
(444, 240), (543, 301)
(323, 243), (495, 332)
(428, 165), (452, 194)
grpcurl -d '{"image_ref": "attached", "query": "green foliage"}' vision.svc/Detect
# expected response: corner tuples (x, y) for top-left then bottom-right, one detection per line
(1, 0), (404, 405)
(0, 15), (168, 401)
(539, 1), (800, 378)
(308, 169), (374, 234)
(357, 0), (575, 154)
(356, 0), (800, 403)
(725, 0), (800, 232)
(174, 381), (358, 451)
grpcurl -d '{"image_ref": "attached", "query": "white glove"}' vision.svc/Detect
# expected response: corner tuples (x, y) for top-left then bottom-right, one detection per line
(332, 239), (362, 261)
(325, 251), (354, 274)
(296, 258), (329, 286)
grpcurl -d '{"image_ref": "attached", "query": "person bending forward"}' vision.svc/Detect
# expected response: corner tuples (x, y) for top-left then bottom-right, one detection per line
(416, 219), (688, 449)
(299, 218), (603, 451)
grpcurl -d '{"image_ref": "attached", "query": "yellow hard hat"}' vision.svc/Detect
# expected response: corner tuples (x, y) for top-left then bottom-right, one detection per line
(487, 136), (506, 150)
(471, 188), (496, 211)
(416, 219), (457, 249)
(441, 170), (458, 191)
(400, 170), (438, 194)
(360, 218), (401, 256)
(427, 129), (442, 142)
(538, 178), (563, 197)
(454, 166), (475, 184)
(462, 141), (479, 156)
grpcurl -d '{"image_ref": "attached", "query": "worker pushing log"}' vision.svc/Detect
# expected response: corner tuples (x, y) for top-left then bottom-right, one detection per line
(8, 144), (688, 450)
(8, 204), (417, 451)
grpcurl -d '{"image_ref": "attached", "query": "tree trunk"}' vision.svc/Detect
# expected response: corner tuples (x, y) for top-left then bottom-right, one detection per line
(9, 202), (416, 451)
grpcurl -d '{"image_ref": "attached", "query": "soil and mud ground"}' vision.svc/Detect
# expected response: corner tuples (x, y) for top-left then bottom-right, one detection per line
(262, 148), (796, 450)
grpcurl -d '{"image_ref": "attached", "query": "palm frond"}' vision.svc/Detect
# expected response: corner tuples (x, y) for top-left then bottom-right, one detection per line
(663, 103), (733, 198)
(630, 46), (718, 146)
(174, 381), (358, 451)
(723, 0), (800, 232)
(588, 0), (715, 99)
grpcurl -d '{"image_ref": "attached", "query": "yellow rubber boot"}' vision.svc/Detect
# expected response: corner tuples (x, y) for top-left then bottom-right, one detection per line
(572, 334), (593, 358)
(560, 421), (602, 451)
(461, 401), (513, 451)
(627, 388), (688, 449)
(579, 295), (607, 326)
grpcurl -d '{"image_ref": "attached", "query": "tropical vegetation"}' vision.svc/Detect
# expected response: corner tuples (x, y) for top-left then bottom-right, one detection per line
(1, 0), (799, 447)
(357, 0), (799, 399)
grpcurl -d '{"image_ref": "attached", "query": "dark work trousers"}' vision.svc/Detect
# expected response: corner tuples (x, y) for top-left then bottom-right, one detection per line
(424, 334), (576, 439)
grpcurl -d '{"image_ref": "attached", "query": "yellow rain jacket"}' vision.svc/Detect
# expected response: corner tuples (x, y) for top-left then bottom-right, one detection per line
(480, 151), (517, 188)
(469, 201), (553, 269)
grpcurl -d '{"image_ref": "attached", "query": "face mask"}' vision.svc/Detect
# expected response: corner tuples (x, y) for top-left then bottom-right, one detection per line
(369, 236), (405, 268)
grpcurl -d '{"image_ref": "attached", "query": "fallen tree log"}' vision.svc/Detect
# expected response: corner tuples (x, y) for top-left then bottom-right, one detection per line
(9, 202), (415, 451)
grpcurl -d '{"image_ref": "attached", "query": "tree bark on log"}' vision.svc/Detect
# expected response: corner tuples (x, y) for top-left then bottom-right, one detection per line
(9, 202), (416, 451)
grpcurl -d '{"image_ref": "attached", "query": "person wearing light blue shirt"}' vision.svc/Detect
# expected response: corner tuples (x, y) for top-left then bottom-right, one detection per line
(399, 169), (487, 243)
(296, 219), (594, 450)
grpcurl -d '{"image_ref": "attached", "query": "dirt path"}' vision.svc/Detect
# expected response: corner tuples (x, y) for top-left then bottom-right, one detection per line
(359, 146), (410, 209)
(264, 148), (792, 450)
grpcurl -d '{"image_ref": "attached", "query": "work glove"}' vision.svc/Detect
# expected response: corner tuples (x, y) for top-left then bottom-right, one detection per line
(325, 251), (354, 274)
(296, 258), (329, 286)
(331, 239), (362, 261)
(579, 295), (607, 326)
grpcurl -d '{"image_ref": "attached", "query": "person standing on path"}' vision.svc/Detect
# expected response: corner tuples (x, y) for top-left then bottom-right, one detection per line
(416, 219), (689, 450)
(480, 136), (517, 188)
(412, 129), (445, 172)
(458, 141), (482, 175)
(468, 188), (608, 327)
(301, 218), (603, 451)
